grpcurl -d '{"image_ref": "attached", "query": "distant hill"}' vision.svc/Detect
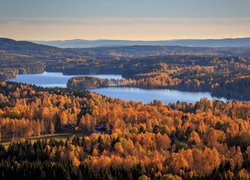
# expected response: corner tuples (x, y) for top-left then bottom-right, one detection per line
(0, 38), (84, 60)
(76, 45), (250, 59)
(34, 37), (250, 48)
(0, 38), (60, 52)
(1, 38), (250, 61)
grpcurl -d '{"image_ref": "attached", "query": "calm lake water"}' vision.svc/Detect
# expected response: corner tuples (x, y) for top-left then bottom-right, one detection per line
(91, 87), (226, 103)
(7, 72), (226, 103)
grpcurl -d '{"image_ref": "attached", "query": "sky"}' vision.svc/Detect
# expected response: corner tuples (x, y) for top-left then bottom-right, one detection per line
(0, 0), (250, 40)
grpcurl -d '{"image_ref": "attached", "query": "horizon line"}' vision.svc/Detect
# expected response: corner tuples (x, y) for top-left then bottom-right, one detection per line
(24, 36), (250, 42)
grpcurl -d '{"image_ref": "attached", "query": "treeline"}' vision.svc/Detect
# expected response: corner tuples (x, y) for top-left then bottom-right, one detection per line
(0, 51), (44, 80)
(67, 56), (250, 100)
(0, 81), (250, 179)
(120, 56), (250, 101)
(68, 60), (250, 101)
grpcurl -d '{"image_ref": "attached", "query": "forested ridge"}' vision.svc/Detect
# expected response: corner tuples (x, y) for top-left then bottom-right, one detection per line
(1, 38), (250, 100)
(67, 55), (250, 100)
(0, 81), (250, 179)
(0, 50), (45, 80)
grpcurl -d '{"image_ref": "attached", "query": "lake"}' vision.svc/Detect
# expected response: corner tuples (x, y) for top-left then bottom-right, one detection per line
(7, 72), (122, 88)
(7, 72), (226, 103)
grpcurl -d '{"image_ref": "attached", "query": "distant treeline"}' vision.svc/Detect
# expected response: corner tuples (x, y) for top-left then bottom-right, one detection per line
(66, 56), (250, 101)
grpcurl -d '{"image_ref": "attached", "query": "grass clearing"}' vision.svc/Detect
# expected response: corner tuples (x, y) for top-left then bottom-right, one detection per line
(0, 133), (86, 148)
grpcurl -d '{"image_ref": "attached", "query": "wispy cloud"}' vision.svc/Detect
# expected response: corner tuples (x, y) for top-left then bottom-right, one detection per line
(0, 17), (250, 40)
(1, 17), (250, 25)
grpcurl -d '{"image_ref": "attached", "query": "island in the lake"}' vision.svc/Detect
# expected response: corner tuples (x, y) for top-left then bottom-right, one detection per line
(67, 76), (113, 89)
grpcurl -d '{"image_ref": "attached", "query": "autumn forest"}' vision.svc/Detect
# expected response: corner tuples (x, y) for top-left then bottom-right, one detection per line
(0, 80), (250, 179)
(0, 37), (250, 179)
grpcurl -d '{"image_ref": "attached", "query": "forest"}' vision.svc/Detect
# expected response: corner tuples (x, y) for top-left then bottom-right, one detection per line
(0, 81), (250, 179)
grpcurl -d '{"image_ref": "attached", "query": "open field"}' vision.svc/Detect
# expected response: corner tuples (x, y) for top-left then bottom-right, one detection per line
(0, 133), (87, 148)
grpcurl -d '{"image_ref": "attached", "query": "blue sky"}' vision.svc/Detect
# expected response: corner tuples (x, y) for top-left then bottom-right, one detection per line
(0, 0), (250, 40)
